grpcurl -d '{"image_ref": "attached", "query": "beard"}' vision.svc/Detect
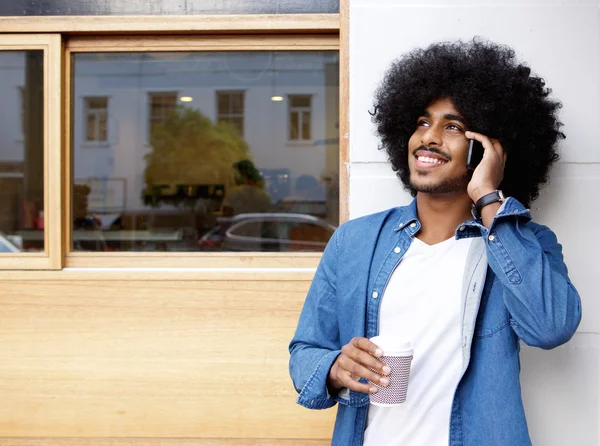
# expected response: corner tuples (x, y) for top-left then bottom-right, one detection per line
(409, 169), (472, 194)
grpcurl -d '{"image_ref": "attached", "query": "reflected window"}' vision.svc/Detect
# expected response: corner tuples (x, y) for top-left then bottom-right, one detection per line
(72, 51), (339, 253)
(148, 91), (177, 138)
(0, 51), (44, 252)
(217, 90), (245, 136)
(289, 94), (312, 141)
(84, 97), (108, 142)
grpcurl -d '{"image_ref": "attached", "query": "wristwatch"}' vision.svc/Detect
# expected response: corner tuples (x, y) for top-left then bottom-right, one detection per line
(473, 190), (506, 218)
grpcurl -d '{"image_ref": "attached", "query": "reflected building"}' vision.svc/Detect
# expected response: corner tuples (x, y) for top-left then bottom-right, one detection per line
(70, 52), (339, 227)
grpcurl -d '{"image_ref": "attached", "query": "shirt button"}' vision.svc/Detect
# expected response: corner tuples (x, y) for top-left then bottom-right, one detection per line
(459, 226), (465, 231)
(372, 291), (379, 299)
(488, 234), (495, 241)
(394, 247), (401, 254)
(410, 222), (417, 228)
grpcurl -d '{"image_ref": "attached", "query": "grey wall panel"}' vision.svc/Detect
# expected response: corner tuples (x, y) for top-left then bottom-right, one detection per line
(0, 0), (339, 16)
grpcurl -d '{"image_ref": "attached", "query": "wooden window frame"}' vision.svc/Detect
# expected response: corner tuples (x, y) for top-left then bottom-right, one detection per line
(64, 31), (345, 269)
(0, 34), (62, 270)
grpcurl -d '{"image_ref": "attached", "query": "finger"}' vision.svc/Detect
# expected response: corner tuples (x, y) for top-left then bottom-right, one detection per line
(346, 339), (390, 375)
(355, 349), (391, 376)
(467, 131), (505, 164)
(337, 371), (378, 394)
(338, 362), (390, 390)
(490, 138), (505, 160)
(339, 356), (390, 386)
(351, 337), (383, 357)
(465, 131), (496, 154)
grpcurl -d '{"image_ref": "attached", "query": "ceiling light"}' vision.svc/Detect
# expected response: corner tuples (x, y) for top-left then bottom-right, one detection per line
(180, 96), (193, 102)
(271, 96), (284, 102)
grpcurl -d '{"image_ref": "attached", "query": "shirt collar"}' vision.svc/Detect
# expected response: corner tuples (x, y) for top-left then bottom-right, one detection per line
(394, 199), (420, 233)
(393, 197), (483, 239)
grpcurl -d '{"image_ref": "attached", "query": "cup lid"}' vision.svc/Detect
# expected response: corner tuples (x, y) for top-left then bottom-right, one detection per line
(370, 335), (412, 354)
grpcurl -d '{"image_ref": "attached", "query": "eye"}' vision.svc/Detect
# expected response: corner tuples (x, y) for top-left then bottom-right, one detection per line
(445, 123), (464, 134)
(417, 119), (430, 128)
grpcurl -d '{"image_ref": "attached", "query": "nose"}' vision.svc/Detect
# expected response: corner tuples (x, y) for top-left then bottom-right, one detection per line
(421, 125), (443, 147)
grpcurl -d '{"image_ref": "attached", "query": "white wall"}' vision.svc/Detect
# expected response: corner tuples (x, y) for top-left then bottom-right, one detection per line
(349, 0), (598, 444)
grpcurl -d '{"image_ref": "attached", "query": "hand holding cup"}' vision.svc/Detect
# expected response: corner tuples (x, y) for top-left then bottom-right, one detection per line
(327, 337), (391, 394)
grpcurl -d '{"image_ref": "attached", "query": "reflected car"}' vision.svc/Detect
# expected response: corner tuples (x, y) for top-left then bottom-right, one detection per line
(0, 234), (21, 253)
(198, 213), (337, 252)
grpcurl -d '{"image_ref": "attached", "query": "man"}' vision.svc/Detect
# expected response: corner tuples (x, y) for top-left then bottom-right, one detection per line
(221, 159), (271, 217)
(288, 38), (582, 445)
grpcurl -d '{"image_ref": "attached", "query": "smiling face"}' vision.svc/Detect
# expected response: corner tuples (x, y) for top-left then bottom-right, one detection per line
(408, 97), (472, 195)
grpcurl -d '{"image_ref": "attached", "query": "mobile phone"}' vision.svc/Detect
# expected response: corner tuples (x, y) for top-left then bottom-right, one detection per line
(466, 139), (484, 170)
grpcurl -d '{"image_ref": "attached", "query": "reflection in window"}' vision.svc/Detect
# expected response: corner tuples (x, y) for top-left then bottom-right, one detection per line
(289, 94), (312, 141)
(72, 51), (339, 252)
(0, 51), (44, 252)
(217, 90), (245, 136)
(84, 97), (108, 142)
(212, 215), (336, 252)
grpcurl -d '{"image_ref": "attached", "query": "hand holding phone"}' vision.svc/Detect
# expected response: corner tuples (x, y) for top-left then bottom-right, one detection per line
(466, 139), (484, 170)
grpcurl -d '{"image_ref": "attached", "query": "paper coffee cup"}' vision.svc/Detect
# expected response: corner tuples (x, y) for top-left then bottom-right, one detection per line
(368, 336), (413, 406)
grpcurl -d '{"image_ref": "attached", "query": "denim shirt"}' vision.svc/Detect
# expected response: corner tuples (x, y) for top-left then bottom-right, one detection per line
(289, 198), (581, 446)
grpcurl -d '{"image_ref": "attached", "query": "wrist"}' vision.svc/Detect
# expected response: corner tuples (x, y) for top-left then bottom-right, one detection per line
(327, 362), (343, 391)
(473, 189), (506, 220)
(469, 185), (497, 203)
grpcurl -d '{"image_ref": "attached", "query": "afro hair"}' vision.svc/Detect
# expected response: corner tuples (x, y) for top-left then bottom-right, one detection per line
(371, 37), (564, 207)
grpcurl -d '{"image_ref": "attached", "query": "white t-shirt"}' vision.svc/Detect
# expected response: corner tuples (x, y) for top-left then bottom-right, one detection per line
(363, 236), (472, 446)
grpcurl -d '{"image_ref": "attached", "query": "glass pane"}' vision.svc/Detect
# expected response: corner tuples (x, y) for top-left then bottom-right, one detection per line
(72, 51), (339, 253)
(0, 0), (339, 15)
(230, 117), (244, 137)
(98, 112), (108, 141)
(217, 93), (230, 114)
(86, 114), (97, 141)
(231, 92), (244, 114)
(302, 111), (311, 140)
(289, 111), (299, 140)
(0, 51), (44, 253)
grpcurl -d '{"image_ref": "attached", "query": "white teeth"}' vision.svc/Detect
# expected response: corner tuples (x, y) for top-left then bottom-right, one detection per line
(418, 156), (446, 165)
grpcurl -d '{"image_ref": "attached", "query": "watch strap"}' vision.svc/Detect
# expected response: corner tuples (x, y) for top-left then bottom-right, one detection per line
(473, 190), (505, 218)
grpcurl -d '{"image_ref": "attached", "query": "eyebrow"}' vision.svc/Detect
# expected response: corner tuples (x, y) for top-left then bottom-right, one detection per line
(422, 111), (466, 125)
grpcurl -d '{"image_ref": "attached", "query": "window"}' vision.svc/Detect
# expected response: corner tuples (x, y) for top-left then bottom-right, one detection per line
(288, 94), (312, 141)
(148, 92), (178, 138)
(216, 91), (245, 136)
(84, 96), (108, 142)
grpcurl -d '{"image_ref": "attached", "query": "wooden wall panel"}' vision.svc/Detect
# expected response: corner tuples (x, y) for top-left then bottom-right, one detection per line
(0, 274), (335, 442)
